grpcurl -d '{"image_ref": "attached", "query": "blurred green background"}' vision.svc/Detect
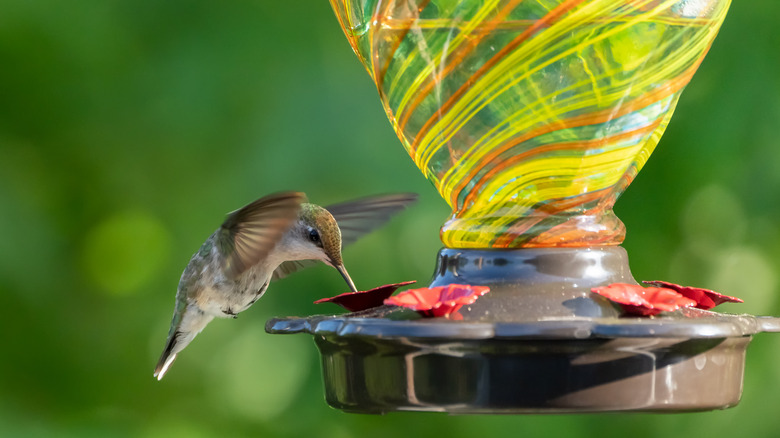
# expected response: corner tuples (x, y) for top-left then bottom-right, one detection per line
(1, 1), (779, 437)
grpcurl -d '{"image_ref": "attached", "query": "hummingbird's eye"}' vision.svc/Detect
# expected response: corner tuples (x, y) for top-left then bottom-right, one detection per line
(308, 228), (321, 244)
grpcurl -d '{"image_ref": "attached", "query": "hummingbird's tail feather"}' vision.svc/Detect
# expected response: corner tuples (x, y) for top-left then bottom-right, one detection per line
(153, 308), (214, 380)
(154, 336), (179, 380)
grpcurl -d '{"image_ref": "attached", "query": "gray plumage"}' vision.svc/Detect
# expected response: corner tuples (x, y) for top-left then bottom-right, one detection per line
(153, 191), (417, 380)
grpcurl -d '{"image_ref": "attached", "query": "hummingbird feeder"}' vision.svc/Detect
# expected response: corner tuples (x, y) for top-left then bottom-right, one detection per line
(267, 0), (780, 413)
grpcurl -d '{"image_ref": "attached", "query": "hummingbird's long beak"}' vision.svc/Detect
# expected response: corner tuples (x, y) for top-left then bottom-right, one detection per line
(336, 264), (358, 292)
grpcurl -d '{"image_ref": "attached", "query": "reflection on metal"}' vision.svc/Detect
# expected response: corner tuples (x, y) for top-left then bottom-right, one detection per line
(267, 247), (780, 413)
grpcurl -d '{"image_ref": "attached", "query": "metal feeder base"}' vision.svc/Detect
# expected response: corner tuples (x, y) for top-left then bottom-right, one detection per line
(267, 247), (779, 414)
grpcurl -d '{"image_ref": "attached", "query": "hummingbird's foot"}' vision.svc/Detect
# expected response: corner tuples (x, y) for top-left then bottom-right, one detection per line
(222, 307), (238, 319)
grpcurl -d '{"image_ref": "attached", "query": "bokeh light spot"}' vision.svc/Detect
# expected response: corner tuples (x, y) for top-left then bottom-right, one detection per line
(709, 246), (777, 314)
(681, 184), (747, 255)
(140, 418), (213, 438)
(208, 320), (312, 421)
(81, 210), (171, 296)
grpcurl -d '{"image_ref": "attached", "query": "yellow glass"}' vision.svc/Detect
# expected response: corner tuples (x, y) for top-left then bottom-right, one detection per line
(330, 0), (730, 248)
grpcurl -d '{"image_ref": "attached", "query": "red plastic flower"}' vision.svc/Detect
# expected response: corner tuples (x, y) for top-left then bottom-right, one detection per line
(642, 281), (743, 310)
(314, 281), (416, 312)
(383, 284), (490, 318)
(591, 283), (697, 316)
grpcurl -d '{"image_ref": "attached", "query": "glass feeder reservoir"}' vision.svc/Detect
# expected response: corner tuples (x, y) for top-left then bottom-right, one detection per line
(268, 0), (780, 413)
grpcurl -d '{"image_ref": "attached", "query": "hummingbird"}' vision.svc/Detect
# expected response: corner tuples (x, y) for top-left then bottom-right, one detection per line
(153, 191), (417, 380)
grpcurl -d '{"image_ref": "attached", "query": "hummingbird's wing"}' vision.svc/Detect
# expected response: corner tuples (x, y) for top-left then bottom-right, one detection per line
(271, 260), (318, 280)
(271, 193), (418, 280)
(326, 193), (418, 246)
(217, 191), (307, 279)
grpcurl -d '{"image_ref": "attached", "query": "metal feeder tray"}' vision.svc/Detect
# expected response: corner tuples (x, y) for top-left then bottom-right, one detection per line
(267, 247), (780, 414)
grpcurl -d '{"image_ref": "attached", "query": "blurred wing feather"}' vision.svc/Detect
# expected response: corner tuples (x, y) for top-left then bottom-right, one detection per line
(217, 191), (306, 279)
(271, 260), (318, 280)
(269, 193), (418, 281)
(326, 193), (418, 247)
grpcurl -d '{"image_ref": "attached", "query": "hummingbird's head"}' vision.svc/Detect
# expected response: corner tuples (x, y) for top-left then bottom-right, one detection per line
(299, 204), (343, 264)
(297, 203), (357, 291)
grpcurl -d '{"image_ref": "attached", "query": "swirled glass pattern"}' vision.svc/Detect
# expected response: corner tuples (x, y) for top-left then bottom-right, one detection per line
(330, 0), (730, 248)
